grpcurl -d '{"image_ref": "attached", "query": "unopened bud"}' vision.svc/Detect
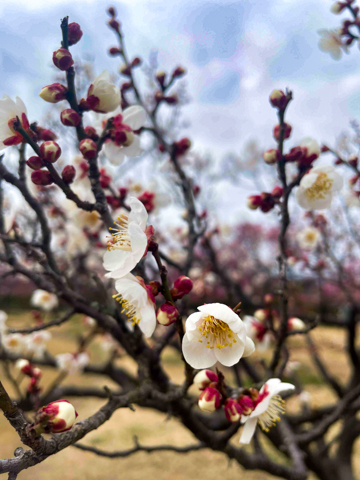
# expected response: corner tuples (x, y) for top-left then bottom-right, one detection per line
(37, 399), (78, 433)
(120, 64), (132, 76)
(131, 57), (142, 67)
(254, 309), (267, 322)
(60, 109), (81, 127)
(15, 359), (32, 375)
(39, 141), (61, 163)
(36, 127), (57, 141)
(62, 165), (76, 184)
(175, 138), (191, 156)
(247, 194), (262, 210)
(198, 387), (222, 413)
(68, 22), (83, 46)
(171, 275), (193, 300)
(288, 317), (305, 331)
(331, 2), (346, 14)
(108, 18), (120, 30)
(31, 170), (53, 186)
(285, 146), (304, 163)
(264, 293), (274, 305)
(53, 48), (74, 71)
(79, 139), (97, 159)
(26, 156), (44, 170)
(349, 154), (358, 168)
(237, 394), (255, 416)
(263, 148), (280, 164)
(193, 370), (219, 390)
(157, 302), (179, 326)
(156, 71), (166, 86)
(224, 398), (243, 423)
(273, 123), (292, 141)
(109, 47), (122, 56)
(39, 83), (68, 103)
(164, 94), (178, 105)
(84, 126), (99, 141)
(260, 192), (275, 212)
(108, 6), (116, 16)
(271, 186), (284, 199)
(269, 89), (287, 109)
(172, 66), (186, 78)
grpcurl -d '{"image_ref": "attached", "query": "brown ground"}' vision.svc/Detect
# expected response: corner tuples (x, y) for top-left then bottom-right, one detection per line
(0, 313), (359, 480)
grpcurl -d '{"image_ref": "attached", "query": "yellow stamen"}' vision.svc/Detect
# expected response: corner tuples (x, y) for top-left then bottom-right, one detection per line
(305, 172), (333, 201)
(258, 395), (285, 432)
(107, 213), (132, 252)
(113, 293), (140, 326)
(198, 315), (236, 350)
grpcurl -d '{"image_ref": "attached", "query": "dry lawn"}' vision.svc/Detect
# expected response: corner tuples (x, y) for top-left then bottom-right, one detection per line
(1, 312), (359, 480)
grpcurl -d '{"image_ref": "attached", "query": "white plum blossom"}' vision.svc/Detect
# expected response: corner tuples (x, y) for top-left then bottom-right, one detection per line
(296, 226), (321, 251)
(31, 290), (58, 311)
(0, 95), (29, 150)
(113, 273), (156, 338)
(2, 334), (26, 354)
(26, 331), (51, 357)
(240, 379), (295, 444)
(318, 29), (346, 60)
(182, 303), (255, 369)
(87, 70), (121, 113)
(55, 352), (90, 374)
(296, 165), (343, 210)
(103, 197), (151, 279)
(103, 106), (146, 165)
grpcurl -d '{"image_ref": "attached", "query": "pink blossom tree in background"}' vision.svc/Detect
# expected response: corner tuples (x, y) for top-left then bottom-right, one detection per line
(1, 2), (360, 479)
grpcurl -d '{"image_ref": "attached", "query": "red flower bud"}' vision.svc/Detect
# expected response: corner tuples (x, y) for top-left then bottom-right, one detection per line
(108, 18), (120, 30)
(263, 148), (280, 164)
(198, 387), (222, 413)
(84, 126), (99, 141)
(121, 82), (132, 91)
(273, 123), (292, 141)
(109, 47), (122, 56)
(60, 108), (81, 127)
(119, 187), (127, 199)
(108, 6), (116, 16)
(39, 141), (61, 163)
(157, 302), (179, 326)
(156, 71), (166, 86)
(120, 64), (132, 76)
(68, 22), (83, 46)
(38, 399), (78, 434)
(53, 48), (74, 71)
(26, 156), (44, 170)
(31, 170), (53, 186)
(62, 165), (76, 184)
(171, 275), (193, 300)
(193, 185), (201, 196)
(131, 57), (142, 67)
(172, 66), (186, 78)
(271, 186), (284, 199)
(164, 94), (178, 105)
(39, 83), (68, 103)
(36, 127), (57, 141)
(175, 137), (191, 156)
(193, 370), (219, 390)
(247, 194), (262, 210)
(79, 139), (97, 159)
(99, 168), (111, 188)
(224, 398), (243, 423)
(285, 146), (304, 163)
(260, 192), (275, 212)
(269, 89), (287, 109)
(349, 154), (358, 168)
(335, 158), (343, 165)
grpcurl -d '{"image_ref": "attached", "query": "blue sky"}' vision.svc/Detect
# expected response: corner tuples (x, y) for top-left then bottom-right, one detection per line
(0, 0), (359, 158)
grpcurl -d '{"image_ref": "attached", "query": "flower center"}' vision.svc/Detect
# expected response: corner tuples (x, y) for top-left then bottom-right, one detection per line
(112, 293), (140, 325)
(258, 395), (285, 432)
(198, 315), (236, 349)
(108, 213), (132, 252)
(305, 172), (333, 201)
(305, 232), (316, 242)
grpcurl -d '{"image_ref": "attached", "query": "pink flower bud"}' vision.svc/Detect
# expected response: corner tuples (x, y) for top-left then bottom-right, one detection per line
(193, 370), (219, 390)
(31, 170), (53, 186)
(32, 367), (42, 379)
(68, 22), (83, 46)
(52, 48), (74, 71)
(247, 194), (262, 210)
(39, 399), (78, 433)
(157, 302), (179, 326)
(263, 148), (280, 164)
(15, 359), (32, 375)
(237, 394), (255, 416)
(264, 293), (274, 305)
(254, 309), (268, 322)
(172, 66), (186, 78)
(60, 108), (81, 127)
(26, 156), (44, 170)
(39, 83), (68, 103)
(109, 47), (122, 56)
(171, 275), (193, 300)
(198, 387), (222, 413)
(84, 126), (99, 141)
(39, 141), (61, 163)
(273, 123), (292, 141)
(79, 139), (97, 159)
(156, 71), (166, 86)
(62, 165), (76, 184)
(224, 398), (243, 423)
(175, 138), (191, 156)
(269, 89), (287, 109)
